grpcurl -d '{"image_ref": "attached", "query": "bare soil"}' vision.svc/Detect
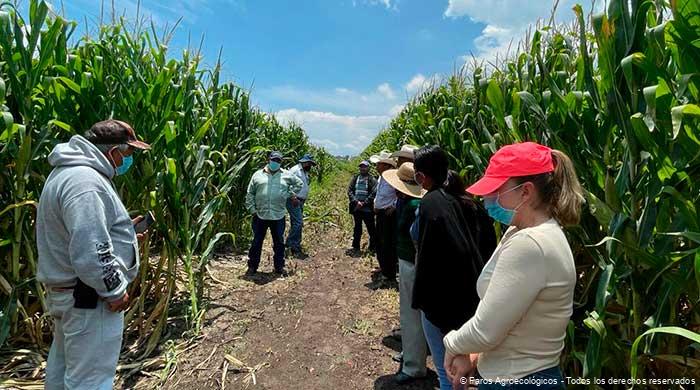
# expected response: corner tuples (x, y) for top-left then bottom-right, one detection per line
(128, 172), (440, 389)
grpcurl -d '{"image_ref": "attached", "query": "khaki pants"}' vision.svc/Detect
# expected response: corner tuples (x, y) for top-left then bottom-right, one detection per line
(45, 290), (124, 390)
(399, 259), (427, 377)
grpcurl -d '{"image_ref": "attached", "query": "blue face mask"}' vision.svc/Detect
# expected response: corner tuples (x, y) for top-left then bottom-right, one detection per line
(115, 154), (133, 176)
(268, 161), (281, 172)
(483, 184), (525, 225)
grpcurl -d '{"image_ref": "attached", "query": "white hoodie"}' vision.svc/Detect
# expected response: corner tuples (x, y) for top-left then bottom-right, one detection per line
(36, 136), (139, 302)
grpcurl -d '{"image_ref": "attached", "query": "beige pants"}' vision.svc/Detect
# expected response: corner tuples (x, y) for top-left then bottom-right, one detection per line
(45, 290), (124, 390)
(399, 258), (428, 377)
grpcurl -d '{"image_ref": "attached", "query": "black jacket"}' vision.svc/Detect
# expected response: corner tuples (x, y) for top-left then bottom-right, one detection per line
(412, 188), (496, 334)
(347, 174), (377, 213)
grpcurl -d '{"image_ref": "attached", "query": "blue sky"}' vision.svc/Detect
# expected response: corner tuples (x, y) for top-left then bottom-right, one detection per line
(56, 0), (598, 155)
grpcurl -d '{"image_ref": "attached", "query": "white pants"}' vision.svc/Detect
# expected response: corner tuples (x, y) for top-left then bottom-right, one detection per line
(399, 259), (428, 377)
(45, 290), (124, 390)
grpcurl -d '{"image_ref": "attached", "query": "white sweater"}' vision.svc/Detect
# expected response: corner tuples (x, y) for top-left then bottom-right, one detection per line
(443, 219), (575, 380)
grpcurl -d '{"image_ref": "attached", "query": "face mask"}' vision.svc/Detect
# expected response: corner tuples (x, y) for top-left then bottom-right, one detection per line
(111, 147), (133, 176)
(269, 161), (281, 171)
(483, 183), (525, 225)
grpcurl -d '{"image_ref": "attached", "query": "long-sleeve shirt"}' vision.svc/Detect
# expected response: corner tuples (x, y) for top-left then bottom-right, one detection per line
(443, 219), (576, 380)
(36, 136), (139, 302)
(374, 177), (397, 210)
(347, 174), (377, 213)
(288, 163), (310, 199)
(412, 188), (486, 333)
(245, 168), (303, 220)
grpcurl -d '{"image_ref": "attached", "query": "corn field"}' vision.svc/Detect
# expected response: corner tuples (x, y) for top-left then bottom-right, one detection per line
(366, 0), (700, 380)
(0, 0), (332, 357)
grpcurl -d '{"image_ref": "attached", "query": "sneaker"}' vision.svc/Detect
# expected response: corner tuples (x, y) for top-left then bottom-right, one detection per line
(244, 268), (257, 277)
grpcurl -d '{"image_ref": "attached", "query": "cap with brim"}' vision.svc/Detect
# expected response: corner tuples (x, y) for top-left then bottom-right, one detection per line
(358, 160), (370, 167)
(299, 153), (317, 165)
(467, 142), (554, 196)
(269, 151), (283, 160)
(87, 119), (151, 150)
(382, 163), (426, 198)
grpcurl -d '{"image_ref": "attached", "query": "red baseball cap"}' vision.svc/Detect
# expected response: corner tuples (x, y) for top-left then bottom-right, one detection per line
(466, 142), (554, 196)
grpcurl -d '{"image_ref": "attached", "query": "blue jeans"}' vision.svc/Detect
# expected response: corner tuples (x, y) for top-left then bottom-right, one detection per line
(477, 366), (565, 389)
(248, 215), (286, 272)
(421, 312), (452, 390)
(285, 198), (305, 251)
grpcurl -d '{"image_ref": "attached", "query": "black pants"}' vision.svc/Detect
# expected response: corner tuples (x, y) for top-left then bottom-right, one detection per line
(375, 210), (398, 279)
(352, 210), (376, 250)
(248, 216), (286, 272)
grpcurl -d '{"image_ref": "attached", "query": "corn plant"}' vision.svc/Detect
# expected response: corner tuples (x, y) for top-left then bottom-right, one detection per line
(367, 0), (700, 380)
(0, 0), (333, 358)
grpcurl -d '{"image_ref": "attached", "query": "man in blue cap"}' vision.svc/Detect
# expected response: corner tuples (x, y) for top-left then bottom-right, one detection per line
(245, 151), (303, 276)
(285, 153), (316, 257)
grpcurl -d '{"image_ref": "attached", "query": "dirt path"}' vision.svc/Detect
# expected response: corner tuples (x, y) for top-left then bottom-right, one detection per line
(134, 172), (439, 389)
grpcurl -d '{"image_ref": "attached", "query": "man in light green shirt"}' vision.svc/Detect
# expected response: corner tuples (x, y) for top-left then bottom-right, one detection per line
(245, 151), (303, 276)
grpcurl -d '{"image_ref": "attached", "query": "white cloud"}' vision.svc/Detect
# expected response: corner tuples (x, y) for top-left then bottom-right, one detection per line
(353, 0), (399, 10)
(405, 73), (441, 94)
(259, 84), (401, 117)
(276, 109), (391, 155)
(389, 104), (404, 116)
(377, 83), (396, 100)
(444, 0), (602, 64)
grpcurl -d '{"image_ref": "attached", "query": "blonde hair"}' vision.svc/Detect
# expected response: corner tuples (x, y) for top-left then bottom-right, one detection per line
(515, 149), (584, 226)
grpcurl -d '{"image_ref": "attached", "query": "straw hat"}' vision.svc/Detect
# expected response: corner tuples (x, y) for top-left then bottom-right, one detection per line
(382, 163), (426, 198)
(370, 150), (397, 167)
(390, 144), (418, 160)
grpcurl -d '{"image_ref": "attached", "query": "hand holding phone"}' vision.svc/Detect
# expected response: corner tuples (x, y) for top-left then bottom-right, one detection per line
(134, 211), (155, 234)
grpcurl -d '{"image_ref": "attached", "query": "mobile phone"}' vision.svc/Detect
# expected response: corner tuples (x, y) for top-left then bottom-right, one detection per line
(134, 211), (155, 234)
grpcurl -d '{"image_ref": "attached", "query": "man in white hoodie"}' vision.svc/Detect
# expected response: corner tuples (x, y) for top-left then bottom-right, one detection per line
(36, 119), (150, 390)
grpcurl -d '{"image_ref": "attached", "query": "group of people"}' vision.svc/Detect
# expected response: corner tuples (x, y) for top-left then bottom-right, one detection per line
(348, 143), (583, 389)
(35, 119), (320, 389)
(35, 118), (585, 390)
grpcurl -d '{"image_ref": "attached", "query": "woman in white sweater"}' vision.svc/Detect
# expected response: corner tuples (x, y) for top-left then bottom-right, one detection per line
(443, 142), (584, 389)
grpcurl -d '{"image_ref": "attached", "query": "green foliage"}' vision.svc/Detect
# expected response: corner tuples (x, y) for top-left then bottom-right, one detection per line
(0, 0), (333, 352)
(366, 0), (700, 380)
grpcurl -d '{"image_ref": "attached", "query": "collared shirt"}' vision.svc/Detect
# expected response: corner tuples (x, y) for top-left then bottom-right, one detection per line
(245, 167), (303, 220)
(288, 163), (310, 199)
(374, 176), (397, 210)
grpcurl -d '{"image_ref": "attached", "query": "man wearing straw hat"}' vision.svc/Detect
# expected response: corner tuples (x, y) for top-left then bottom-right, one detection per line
(382, 162), (429, 384)
(371, 150), (399, 283)
(391, 144), (418, 167)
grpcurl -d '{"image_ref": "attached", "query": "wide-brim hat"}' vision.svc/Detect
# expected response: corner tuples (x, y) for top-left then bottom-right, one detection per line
(466, 142), (554, 196)
(370, 150), (397, 167)
(391, 144), (418, 160)
(382, 162), (426, 198)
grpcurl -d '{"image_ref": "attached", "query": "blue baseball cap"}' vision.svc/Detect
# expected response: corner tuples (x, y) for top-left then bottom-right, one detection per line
(299, 153), (317, 165)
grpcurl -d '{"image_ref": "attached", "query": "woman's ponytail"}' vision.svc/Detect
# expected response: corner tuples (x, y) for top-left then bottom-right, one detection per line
(549, 150), (584, 226)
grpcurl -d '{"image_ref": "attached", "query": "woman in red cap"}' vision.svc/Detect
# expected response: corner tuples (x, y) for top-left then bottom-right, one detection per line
(442, 142), (584, 389)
